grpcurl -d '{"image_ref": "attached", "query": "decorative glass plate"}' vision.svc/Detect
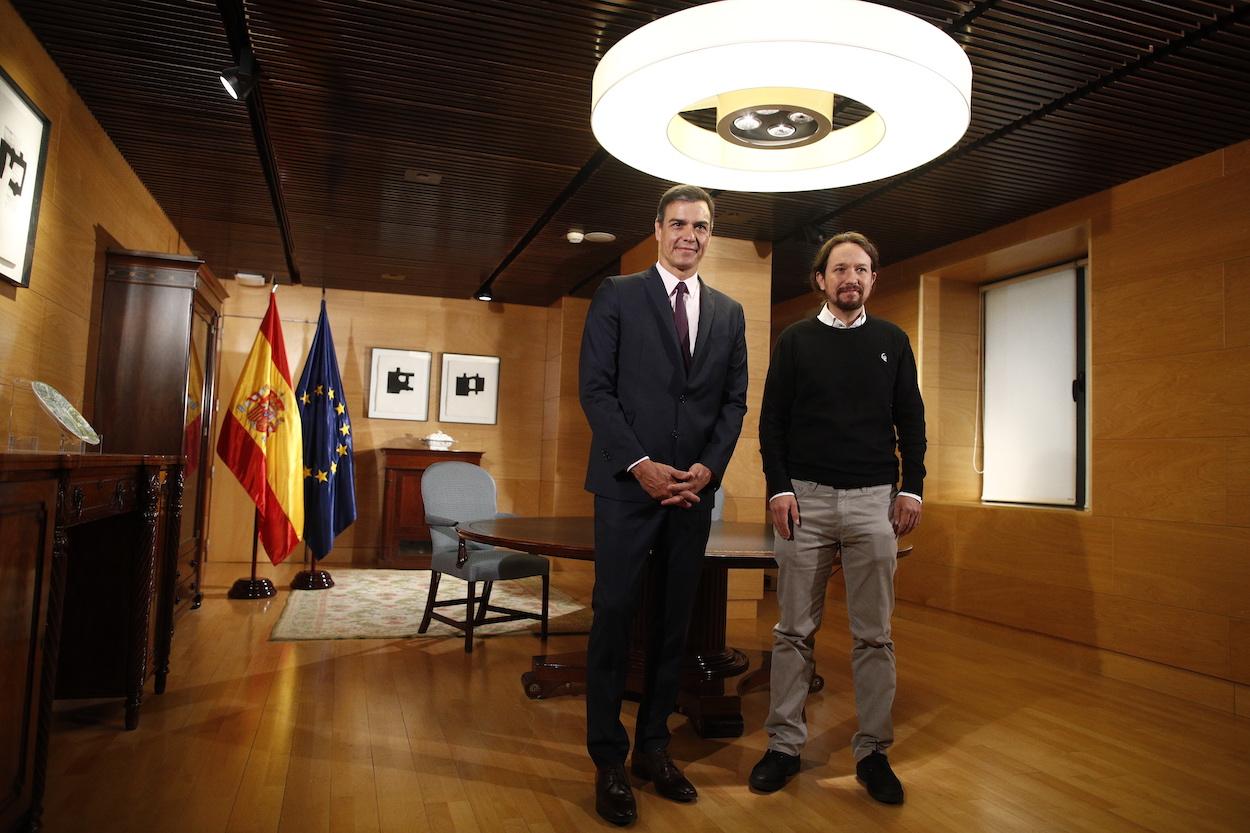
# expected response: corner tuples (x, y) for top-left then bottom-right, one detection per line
(31, 381), (101, 445)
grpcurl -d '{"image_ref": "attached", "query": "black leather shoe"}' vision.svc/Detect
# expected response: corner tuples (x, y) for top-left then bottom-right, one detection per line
(595, 765), (637, 825)
(856, 752), (904, 805)
(630, 749), (698, 802)
(748, 749), (800, 793)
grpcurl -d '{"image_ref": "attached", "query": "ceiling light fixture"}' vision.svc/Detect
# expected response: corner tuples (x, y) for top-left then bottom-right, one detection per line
(234, 271), (267, 287)
(219, 47), (258, 101)
(591, 0), (972, 192)
(475, 290), (493, 302)
(567, 229), (616, 243)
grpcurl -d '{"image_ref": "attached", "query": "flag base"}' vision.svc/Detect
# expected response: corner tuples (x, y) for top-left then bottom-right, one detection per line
(227, 577), (277, 600)
(290, 569), (335, 591)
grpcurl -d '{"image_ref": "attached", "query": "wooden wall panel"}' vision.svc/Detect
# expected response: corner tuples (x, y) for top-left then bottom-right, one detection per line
(1092, 439), (1226, 524)
(0, 0), (187, 443)
(1093, 169), (1250, 287)
(896, 560), (1231, 678)
(1113, 519), (1250, 619)
(1091, 265), (1225, 363)
(1093, 349), (1250, 440)
(1227, 258), (1250, 350)
(951, 505), (1116, 594)
(824, 139), (1250, 703)
(1231, 619), (1250, 686)
(1230, 438), (1250, 528)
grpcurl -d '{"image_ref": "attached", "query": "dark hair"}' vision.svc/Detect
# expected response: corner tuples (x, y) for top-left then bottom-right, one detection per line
(656, 184), (715, 225)
(810, 231), (880, 291)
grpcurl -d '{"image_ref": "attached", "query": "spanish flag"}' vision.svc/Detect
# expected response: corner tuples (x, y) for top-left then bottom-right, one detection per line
(216, 292), (304, 564)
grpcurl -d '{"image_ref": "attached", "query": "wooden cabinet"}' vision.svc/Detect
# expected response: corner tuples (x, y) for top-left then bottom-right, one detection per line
(0, 475), (57, 833)
(379, 448), (483, 567)
(0, 453), (180, 833)
(92, 249), (227, 619)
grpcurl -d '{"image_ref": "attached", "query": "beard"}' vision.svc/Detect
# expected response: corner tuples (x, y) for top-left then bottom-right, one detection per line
(832, 285), (864, 311)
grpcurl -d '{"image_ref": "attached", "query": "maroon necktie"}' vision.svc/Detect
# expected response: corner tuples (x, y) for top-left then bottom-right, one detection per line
(672, 281), (691, 369)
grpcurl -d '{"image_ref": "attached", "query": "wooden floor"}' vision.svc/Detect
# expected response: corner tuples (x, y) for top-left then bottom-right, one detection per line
(43, 561), (1250, 833)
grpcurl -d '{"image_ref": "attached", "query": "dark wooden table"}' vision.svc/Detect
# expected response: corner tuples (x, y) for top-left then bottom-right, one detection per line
(459, 516), (776, 738)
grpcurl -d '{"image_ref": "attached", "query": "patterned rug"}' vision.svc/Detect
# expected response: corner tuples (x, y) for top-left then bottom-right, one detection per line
(270, 568), (590, 641)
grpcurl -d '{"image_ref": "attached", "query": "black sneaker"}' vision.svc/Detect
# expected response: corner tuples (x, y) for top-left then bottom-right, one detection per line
(748, 749), (800, 793)
(855, 752), (904, 805)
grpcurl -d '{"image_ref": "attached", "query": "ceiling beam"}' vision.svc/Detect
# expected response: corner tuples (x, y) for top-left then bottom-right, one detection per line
(216, 0), (302, 284)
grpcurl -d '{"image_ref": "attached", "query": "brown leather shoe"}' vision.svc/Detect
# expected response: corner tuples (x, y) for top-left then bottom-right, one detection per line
(595, 765), (637, 825)
(630, 749), (697, 802)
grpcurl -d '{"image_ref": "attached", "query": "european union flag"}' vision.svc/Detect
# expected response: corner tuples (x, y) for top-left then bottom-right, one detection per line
(296, 300), (357, 558)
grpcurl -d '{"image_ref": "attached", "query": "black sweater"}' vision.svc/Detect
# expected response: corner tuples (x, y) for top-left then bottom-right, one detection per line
(759, 315), (927, 498)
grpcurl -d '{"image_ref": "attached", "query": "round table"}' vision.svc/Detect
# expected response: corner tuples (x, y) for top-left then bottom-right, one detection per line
(459, 516), (776, 738)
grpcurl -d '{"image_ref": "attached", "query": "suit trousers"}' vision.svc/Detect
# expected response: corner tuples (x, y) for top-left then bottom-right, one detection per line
(765, 481), (897, 761)
(585, 494), (712, 767)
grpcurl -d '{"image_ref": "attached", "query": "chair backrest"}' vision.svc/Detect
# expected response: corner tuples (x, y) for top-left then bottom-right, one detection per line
(712, 487), (725, 521)
(422, 462), (498, 555)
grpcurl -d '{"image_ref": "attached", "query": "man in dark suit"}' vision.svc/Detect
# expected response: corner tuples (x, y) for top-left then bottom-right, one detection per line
(579, 184), (748, 825)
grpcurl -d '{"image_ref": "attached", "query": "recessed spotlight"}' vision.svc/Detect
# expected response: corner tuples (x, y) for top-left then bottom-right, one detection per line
(234, 271), (266, 287)
(733, 113), (761, 131)
(404, 169), (443, 185)
(566, 230), (585, 243)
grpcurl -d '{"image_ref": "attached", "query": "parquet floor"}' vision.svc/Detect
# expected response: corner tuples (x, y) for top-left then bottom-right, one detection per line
(42, 560), (1250, 833)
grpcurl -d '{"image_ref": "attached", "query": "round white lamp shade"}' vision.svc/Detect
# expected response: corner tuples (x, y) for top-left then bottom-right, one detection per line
(591, 0), (973, 192)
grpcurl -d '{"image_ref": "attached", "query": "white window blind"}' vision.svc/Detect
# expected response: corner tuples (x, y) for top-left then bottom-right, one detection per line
(980, 265), (1086, 506)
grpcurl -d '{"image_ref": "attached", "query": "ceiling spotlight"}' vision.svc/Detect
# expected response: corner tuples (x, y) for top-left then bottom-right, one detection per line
(733, 113), (761, 132)
(566, 230), (585, 244)
(220, 48), (258, 101)
(475, 290), (493, 301)
(583, 231), (617, 243)
(234, 271), (267, 287)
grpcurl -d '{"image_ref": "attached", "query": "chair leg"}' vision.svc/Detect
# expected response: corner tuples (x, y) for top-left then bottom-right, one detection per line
(475, 581), (493, 624)
(418, 571), (441, 634)
(464, 580), (476, 653)
(540, 573), (550, 641)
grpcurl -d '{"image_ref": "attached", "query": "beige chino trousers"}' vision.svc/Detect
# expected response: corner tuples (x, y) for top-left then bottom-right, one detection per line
(765, 480), (898, 761)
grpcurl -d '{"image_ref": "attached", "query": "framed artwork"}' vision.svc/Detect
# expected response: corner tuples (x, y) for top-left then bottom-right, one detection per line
(439, 353), (500, 425)
(0, 65), (51, 288)
(368, 348), (432, 421)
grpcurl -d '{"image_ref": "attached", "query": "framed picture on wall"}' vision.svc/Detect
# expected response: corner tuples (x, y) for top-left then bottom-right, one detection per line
(439, 353), (500, 425)
(0, 65), (51, 288)
(368, 348), (432, 421)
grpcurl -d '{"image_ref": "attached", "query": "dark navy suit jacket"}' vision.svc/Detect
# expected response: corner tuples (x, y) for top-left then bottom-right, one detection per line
(579, 266), (748, 502)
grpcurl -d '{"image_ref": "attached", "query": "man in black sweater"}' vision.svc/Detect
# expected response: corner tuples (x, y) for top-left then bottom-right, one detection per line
(750, 231), (926, 805)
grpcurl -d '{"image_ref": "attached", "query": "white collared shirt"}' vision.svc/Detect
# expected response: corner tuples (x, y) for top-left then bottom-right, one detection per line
(656, 261), (701, 357)
(768, 305), (922, 506)
(818, 303), (866, 329)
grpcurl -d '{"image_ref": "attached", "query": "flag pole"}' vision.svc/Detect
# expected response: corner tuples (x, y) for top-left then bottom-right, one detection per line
(228, 508), (277, 599)
(290, 540), (334, 590)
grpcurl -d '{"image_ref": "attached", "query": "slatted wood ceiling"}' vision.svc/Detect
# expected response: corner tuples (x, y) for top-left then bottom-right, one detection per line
(13, 0), (1250, 304)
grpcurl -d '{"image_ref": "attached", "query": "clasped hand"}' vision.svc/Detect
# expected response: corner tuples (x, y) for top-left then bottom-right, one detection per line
(633, 460), (712, 508)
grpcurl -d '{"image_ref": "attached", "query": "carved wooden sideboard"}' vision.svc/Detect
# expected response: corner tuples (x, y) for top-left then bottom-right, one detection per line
(0, 453), (181, 833)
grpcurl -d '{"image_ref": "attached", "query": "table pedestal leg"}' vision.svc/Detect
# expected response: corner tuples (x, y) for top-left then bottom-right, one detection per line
(520, 562), (752, 738)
